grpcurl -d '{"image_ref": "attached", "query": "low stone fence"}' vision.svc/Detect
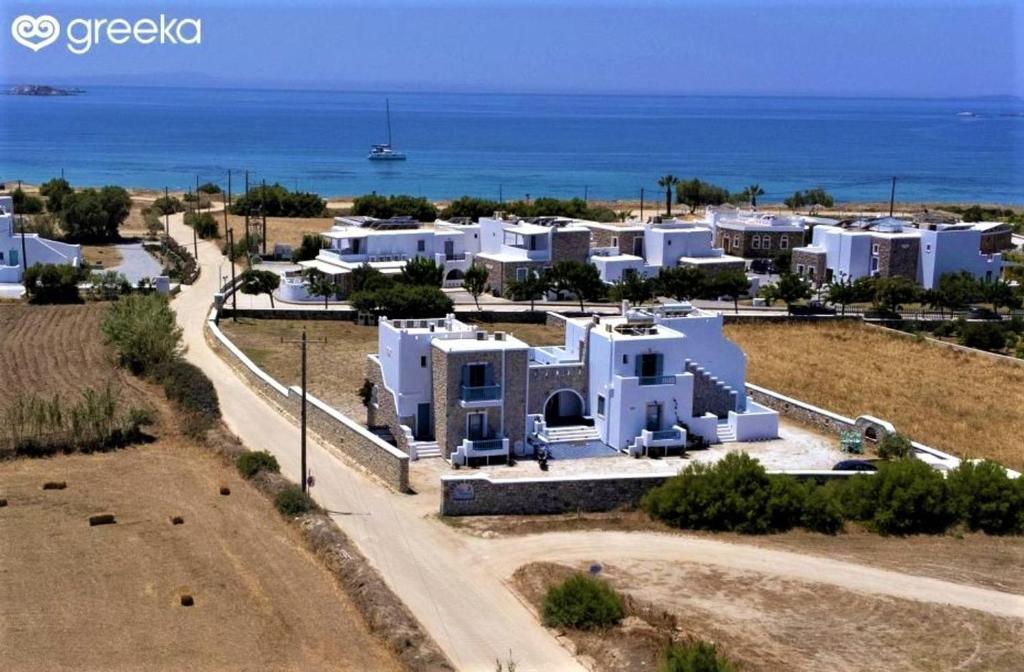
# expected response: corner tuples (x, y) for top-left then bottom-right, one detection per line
(746, 383), (858, 437)
(207, 307), (410, 492)
(440, 469), (855, 516)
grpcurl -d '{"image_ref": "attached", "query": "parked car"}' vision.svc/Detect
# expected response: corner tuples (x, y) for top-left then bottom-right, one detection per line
(749, 258), (776, 274)
(966, 306), (1000, 320)
(832, 459), (878, 472)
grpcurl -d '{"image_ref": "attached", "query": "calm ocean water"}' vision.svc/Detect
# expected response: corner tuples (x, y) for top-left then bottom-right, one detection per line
(1, 87), (1021, 203)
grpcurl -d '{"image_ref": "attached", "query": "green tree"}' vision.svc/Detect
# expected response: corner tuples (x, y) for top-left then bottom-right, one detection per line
(151, 195), (185, 215)
(462, 263), (490, 309)
(351, 193), (437, 221)
(239, 269), (281, 309)
(23, 263), (86, 304)
(230, 183), (325, 217)
(710, 269), (751, 314)
(101, 294), (183, 374)
(399, 257), (444, 287)
(291, 233), (325, 262)
(351, 263), (393, 293)
(772, 273), (812, 311)
(947, 460), (1024, 535)
(185, 211), (219, 239)
(608, 273), (654, 306)
(659, 640), (737, 672)
(676, 178), (731, 214)
(439, 196), (502, 221)
(11, 187), (44, 214)
(825, 277), (858, 315)
(39, 177), (73, 213)
(834, 459), (954, 535)
(61, 186), (131, 241)
(656, 266), (708, 302)
(505, 270), (551, 310)
(872, 276), (920, 314)
(197, 182), (222, 194)
(303, 267), (340, 309)
(550, 260), (605, 311)
(657, 175), (680, 216)
(981, 279), (1021, 313)
(744, 183), (765, 207)
(877, 432), (914, 460)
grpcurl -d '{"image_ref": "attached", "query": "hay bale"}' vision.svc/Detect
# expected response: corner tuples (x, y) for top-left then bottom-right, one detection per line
(180, 594), (194, 607)
(219, 486), (231, 496)
(42, 481), (67, 490)
(88, 513), (116, 526)
(169, 515), (184, 525)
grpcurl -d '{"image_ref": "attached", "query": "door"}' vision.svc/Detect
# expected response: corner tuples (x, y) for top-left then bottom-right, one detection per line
(415, 403), (432, 441)
(645, 403), (662, 432)
(444, 240), (454, 259)
(467, 413), (486, 440)
(9, 249), (18, 266)
(632, 237), (644, 257)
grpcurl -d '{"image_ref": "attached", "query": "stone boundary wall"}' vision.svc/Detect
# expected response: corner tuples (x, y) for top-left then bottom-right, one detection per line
(745, 383), (859, 437)
(863, 322), (1024, 367)
(207, 308), (410, 492)
(440, 470), (855, 516)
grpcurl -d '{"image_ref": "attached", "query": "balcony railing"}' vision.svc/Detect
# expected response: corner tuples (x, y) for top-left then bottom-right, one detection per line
(638, 374), (674, 386)
(444, 252), (467, 261)
(460, 384), (502, 401)
(648, 428), (681, 441)
(466, 438), (505, 451)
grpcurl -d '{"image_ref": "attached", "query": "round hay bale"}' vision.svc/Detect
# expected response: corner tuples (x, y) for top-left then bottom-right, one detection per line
(219, 486), (231, 496)
(180, 594), (194, 607)
(42, 481), (67, 490)
(88, 513), (116, 526)
(170, 515), (184, 525)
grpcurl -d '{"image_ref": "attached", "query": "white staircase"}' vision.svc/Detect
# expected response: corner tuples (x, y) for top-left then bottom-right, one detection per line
(537, 425), (600, 446)
(716, 422), (736, 444)
(411, 441), (442, 459)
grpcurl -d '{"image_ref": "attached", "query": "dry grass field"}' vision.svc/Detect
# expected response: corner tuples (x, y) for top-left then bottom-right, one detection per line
(725, 321), (1024, 469)
(223, 213), (335, 249)
(513, 561), (1024, 672)
(0, 304), (402, 672)
(219, 317), (561, 417)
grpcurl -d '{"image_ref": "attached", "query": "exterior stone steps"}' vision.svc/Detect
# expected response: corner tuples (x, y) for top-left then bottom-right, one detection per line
(412, 442), (442, 459)
(537, 425), (600, 445)
(716, 423), (737, 443)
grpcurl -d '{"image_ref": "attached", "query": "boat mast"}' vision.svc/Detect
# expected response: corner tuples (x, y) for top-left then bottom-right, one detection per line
(386, 98), (393, 147)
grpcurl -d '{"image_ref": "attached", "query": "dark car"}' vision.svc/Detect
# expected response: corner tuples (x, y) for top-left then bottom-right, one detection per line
(832, 459), (878, 472)
(966, 306), (1000, 320)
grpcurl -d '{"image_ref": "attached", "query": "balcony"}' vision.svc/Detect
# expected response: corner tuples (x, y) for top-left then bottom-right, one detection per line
(638, 374), (675, 386)
(464, 437), (506, 452)
(631, 425), (687, 457)
(459, 384), (502, 407)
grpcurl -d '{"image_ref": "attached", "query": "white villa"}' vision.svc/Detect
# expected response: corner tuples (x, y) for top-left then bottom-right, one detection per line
(584, 218), (747, 284)
(279, 215), (479, 301)
(0, 195), (82, 284)
(703, 207), (836, 259)
(791, 218), (1006, 288)
(366, 302), (779, 465)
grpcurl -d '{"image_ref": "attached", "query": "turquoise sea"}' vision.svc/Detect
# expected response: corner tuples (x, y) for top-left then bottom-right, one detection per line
(1, 87), (1021, 203)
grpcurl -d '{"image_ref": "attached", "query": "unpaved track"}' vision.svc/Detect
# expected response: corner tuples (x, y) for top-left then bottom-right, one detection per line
(169, 212), (1023, 671)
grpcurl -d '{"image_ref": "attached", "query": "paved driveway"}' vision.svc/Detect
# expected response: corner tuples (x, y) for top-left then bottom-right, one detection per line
(108, 243), (163, 285)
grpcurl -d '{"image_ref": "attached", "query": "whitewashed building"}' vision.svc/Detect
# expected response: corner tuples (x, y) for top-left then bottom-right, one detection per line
(791, 218), (1005, 288)
(366, 302), (778, 464)
(279, 215), (478, 301)
(703, 207), (834, 259)
(0, 195), (82, 283)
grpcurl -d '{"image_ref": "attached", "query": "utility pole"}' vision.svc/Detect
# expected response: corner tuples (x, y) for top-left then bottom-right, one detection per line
(222, 189), (228, 238)
(227, 228), (237, 321)
(498, 184), (503, 205)
(281, 328), (325, 493)
(193, 223), (199, 260)
(164, 186), (170, 236)
(888, 176), (896, 217)
(19, 217), (28, 280)
(227, 169), (232, 207)
(584, 185), (589, 203)
(244, 170), (250, 255)
(640, 187), (645, 222)
(261, 179), (268, 256)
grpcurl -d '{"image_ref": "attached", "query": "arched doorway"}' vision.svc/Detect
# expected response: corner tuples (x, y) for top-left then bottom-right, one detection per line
(544, 390), (585, 427)
(446, 269), (465, 282)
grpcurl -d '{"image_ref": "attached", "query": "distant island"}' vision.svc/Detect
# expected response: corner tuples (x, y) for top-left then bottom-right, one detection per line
(5, 85), (84, 97)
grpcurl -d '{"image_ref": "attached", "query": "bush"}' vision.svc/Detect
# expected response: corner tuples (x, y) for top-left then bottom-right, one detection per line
(877, 432), (914, 460)
(352, 193), (438, 221)
(230, 183), (325, 217)
(959, 322), (1007, 352)
(947, 460), (1024, 535)
(61, 186), (131, 241)
(659, 640), (736, 672)
(350, 284), (453, 319)
(23, 263), (85, 304)
(197, 182), (222, 194)
(88, 270), (132, 300)
(835, 460), (954, 535)
(102, 294), (183, 374)
(160, 236), (199, 283)
(275, 484), (315, 516)
(153, 359), (220, 432)
(541, 574), (625, 630)
(291, 233), (325, 262)
(185, 211), (219, 239)
(11, 187), (44, 214)
(237, 450), (281, 479)
(151, 195), (185, 215)
(39, 177), (73, 212)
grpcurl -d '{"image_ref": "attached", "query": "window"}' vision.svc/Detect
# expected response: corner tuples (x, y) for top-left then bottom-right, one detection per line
(516, 267), (528, 281)
(420, 355), (427, 368)
(925, 243), (932, 253)
(870, 257), (879, 273)
(797, 264), (806, 275)
(596, 395), (606, 416)
(621, 354), (628, 365)
(762, 236), (772, 250)
(667, 239), (672, 246)
(733, 235), (740, 248)
(872, 243), (880, 255)
(370, 384), (379, 408)
(752, 236), (761, 250)
(467, 412), (487, 440)
(780, 237), (789, 249)
(611, 236), (618, 248)
(417, 240), (426, 252)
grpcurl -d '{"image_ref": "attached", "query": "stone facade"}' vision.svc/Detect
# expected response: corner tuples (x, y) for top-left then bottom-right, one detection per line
(365, 356), (414, 453)
(876, 237), (919, 280)
(528, 364), (588, 416)
(678, 257), (745, 279)
(590, 227), (645, 256)
(550, 228), (592, 263)
(474, 256), (547, 297)
(687, 362), (739, 418)
(792, 248), (827, 286)
(714, 229), (803, 258)
(979, 228), (1013, 254)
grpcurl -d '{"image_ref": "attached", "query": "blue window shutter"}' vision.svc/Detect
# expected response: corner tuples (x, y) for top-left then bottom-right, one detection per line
(461, 365), (470, 387)
(635, 357), (643, 377)
(484, 363), (494, 386)
(656, 354), (664, 376)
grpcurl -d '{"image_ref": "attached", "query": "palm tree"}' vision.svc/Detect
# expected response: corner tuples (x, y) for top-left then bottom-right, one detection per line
(746, 184), (765, 207)
(657, 174), (679, 216)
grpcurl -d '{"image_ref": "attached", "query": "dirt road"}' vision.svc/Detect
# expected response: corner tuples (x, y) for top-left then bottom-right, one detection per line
(169, 212), (1022, 671)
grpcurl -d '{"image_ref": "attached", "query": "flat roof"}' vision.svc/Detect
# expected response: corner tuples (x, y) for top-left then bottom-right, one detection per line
(432, 333), (530, 352)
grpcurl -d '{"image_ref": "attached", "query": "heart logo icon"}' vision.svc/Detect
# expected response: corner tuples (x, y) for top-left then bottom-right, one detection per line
(11, 15), (61, 52)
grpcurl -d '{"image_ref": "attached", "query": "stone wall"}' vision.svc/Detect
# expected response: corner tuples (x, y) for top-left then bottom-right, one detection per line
(715, 229), (801, 259)
(877, 237), (919, 280)
(528, 363), (588, 416)
(590, 227), (644, 255)
(474, 256), (546, 296)
(551, 228), (591, 263)
(980, 229), (1013, 254)
(791, 248), (827, 286)
(678, 258), (745, 279)
(687, 362), (738, 417)
(207, 317), (410, 492)
(365, 356), (414, 453)
(745, 383), (858, 437)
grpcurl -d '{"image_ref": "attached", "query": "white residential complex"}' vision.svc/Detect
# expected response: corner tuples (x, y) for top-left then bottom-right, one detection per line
(791, 218), (1009, 288)
(366, 302), (778, 465)
(0, 195), (82, 283)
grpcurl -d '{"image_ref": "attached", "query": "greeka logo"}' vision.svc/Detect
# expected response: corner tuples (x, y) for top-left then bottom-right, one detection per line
(10, 13), (201, 55)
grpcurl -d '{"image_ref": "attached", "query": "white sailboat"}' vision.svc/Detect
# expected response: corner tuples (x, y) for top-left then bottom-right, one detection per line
(368, 98), (407, 161)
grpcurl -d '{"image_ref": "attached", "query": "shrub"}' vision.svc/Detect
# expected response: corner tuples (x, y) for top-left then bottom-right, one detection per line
(197, 182), (222, 194)
(11, 187), (44, 214)
(350, 284), (453, 319)
(659, 639), (736, 672)
(185, 211), (219, 239)
(102, 294), (183, 374)
(275, 484), (315, 516)
(88, 270), (132, 300)
(230, 183), (325, 217)
(959, 322), (1007, 352)
(23, 263), (85, 304)
(236, 450), (281, 479)
(291, 233), (325, 262)
(541, 574), (625, 630)
(835, 460), (954, 535)
(877, 432), (914, 460)
(351, 193), (437, 221)
(947, 460), (1024, 535)
(153, 359), (221, 433)
(39, 177), (73, 212)
(160, 236), (199, 283)
(151, 195), (185, 215)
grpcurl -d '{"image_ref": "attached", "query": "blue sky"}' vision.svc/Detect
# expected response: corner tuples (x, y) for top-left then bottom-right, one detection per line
(2, 0), (1020, 97)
